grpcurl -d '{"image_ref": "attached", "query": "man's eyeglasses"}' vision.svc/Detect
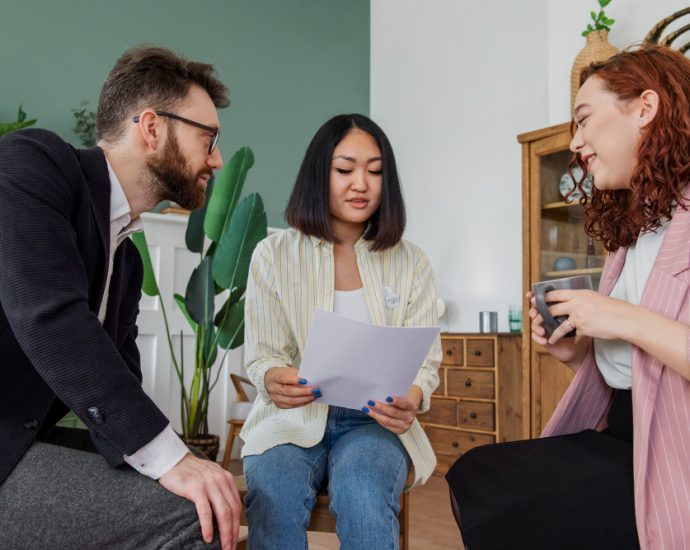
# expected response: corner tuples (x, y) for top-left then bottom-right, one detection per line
(133, 111), (220, 155)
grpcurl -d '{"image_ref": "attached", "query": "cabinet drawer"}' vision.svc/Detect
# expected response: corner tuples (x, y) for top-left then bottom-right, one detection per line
(419, 397), (457, 426)
(466, 339), (494, 367)
(458, 401), (495, 431)
(447, 370), (494, 399)
(434, 367), (446, 396)
(425, 426), (495, 456)
(441, 338), (464, 366)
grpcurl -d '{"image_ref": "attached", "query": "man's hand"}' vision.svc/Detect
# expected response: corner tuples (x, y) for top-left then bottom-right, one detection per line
(159, 453), (241, 550)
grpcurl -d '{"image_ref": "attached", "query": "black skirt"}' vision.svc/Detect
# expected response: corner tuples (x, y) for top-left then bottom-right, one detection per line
(446, 390), (639, 550)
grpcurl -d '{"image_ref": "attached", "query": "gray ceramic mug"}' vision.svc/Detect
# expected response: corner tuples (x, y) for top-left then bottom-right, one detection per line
(532, 275), (593, 337)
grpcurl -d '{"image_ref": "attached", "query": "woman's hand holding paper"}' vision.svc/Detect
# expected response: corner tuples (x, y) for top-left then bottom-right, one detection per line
(264, 366), (321, 409)
(362, 385), (423, 434)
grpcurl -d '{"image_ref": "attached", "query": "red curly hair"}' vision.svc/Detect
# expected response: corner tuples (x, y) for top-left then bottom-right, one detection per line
(572, 45), (690, 251)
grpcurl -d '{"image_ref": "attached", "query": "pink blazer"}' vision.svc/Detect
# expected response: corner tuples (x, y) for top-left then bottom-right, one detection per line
(542, 197), (690, 550)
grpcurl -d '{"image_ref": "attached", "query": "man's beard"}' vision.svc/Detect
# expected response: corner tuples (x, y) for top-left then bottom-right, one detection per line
(146, 128), (210, 210)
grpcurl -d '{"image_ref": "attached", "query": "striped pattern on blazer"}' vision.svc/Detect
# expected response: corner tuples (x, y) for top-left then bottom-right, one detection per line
(240, 228), (442, 488)
(542, 195), (690, 550)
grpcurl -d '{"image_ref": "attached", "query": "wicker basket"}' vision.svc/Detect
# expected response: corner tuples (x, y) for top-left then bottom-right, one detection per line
(571, 30), (619, 109)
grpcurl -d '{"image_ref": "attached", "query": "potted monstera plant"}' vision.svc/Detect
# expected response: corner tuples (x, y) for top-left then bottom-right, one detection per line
(132, 147), (266, 460)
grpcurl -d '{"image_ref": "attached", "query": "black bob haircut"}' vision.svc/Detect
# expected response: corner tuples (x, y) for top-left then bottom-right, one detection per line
(284, 113), (406, 251)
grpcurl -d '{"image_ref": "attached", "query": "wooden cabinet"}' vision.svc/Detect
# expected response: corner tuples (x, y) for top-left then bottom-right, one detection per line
(518, 124), (607, 437)
(418, 333), (522, 474)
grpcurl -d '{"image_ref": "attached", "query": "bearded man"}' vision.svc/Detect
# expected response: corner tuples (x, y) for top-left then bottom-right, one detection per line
(0, 46), (241, 550)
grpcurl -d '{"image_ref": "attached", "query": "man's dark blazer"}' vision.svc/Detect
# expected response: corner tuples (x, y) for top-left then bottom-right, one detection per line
(0, 129), (168, 484)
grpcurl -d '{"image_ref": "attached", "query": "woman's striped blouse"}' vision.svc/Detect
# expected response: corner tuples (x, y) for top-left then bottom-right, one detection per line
(240, 228), (442, 487)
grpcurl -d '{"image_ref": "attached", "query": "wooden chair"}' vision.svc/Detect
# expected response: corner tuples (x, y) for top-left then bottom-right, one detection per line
(221, 374), (254, 470)
(235, 474), (410, 549)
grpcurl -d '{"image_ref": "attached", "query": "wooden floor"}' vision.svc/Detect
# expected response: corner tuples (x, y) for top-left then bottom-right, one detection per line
(229, 460), (462, 549)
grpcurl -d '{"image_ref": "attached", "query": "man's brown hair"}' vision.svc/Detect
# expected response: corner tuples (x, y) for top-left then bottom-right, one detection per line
(96, 45), (229, 143)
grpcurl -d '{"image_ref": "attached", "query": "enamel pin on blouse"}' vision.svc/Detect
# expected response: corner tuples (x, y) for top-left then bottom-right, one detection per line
(383, 287), (400, 309)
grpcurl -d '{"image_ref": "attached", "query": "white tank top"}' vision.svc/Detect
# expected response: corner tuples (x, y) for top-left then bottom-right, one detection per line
(333, 288), (372, 324)
(594, 220), (670, 389)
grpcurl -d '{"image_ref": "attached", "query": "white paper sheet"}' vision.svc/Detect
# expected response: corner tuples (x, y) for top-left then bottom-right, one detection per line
(298, 309), (440, 410)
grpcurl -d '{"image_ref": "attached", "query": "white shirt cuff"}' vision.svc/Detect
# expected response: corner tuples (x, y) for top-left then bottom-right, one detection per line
(123, 424), (189, 480)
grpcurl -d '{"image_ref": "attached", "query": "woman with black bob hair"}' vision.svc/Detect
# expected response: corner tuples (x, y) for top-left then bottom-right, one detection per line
(285, 113), (405, 249)
(239, 113), (441, 549)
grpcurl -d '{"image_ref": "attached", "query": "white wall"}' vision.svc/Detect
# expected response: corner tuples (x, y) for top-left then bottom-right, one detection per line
(371, 0), (689, 332)
(371, 0), (548, 332)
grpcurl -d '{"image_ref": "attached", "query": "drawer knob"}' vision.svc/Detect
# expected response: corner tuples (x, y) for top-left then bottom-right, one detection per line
(446, 349), (453, 356)
(470, 412), (477, 419)
(464, 380), (472, 387)
(474, 350), (481, 356)
(451, 441), (459, 448)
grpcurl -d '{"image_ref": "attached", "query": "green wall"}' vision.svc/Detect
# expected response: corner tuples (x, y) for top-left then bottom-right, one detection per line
(0, 0), (370, 227)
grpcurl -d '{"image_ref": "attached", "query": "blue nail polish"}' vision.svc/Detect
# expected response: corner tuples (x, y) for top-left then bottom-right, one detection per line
(314, 392), (322, 399)
(362, 406), (369, 413)
(367, 400), (375, 407)
(298, 378), (308, 385)
(386, 396), (394, 403)
(311, 388), (320, 396)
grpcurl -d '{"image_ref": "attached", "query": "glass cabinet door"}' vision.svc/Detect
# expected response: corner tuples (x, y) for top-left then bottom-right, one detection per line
(520, 123), (610, 438)
(537, 147), (606, 290)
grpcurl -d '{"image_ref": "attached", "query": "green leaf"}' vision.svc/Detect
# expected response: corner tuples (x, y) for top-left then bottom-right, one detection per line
(174, 293), (197, 332)
(605, 17), (615, 25)
(205, 241), (227, 295)
(212, 193), (267, 292)
(0, 105), (38, 140)
(213, 287), (245, 326)
(203, 323), (218, 365)
(131, 232), (160, 296)
(600, 0), (611, 7)
(205, 241), (218, 259)
(204, 147), (255, 242)
(185, 177), (214, 253)
(0, 119), (38, 139)
(591, 11), (598, 21)
(185, 256), (215, 325)
(217, 299), (245, 349)
(582, 30), (589, 36)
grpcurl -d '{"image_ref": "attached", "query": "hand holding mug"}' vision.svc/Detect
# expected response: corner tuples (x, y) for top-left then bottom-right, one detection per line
(543, 288), (635, 344)
(528, 275), (594, 368)
(531, 275), (593, 337)
(528, 290), (590, 367)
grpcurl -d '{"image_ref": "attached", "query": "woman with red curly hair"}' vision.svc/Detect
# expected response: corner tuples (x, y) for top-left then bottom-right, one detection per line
(447, 45), (690, 550)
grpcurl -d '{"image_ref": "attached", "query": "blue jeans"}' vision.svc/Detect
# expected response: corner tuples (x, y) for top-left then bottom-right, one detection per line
(243, 406), (411, 550)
